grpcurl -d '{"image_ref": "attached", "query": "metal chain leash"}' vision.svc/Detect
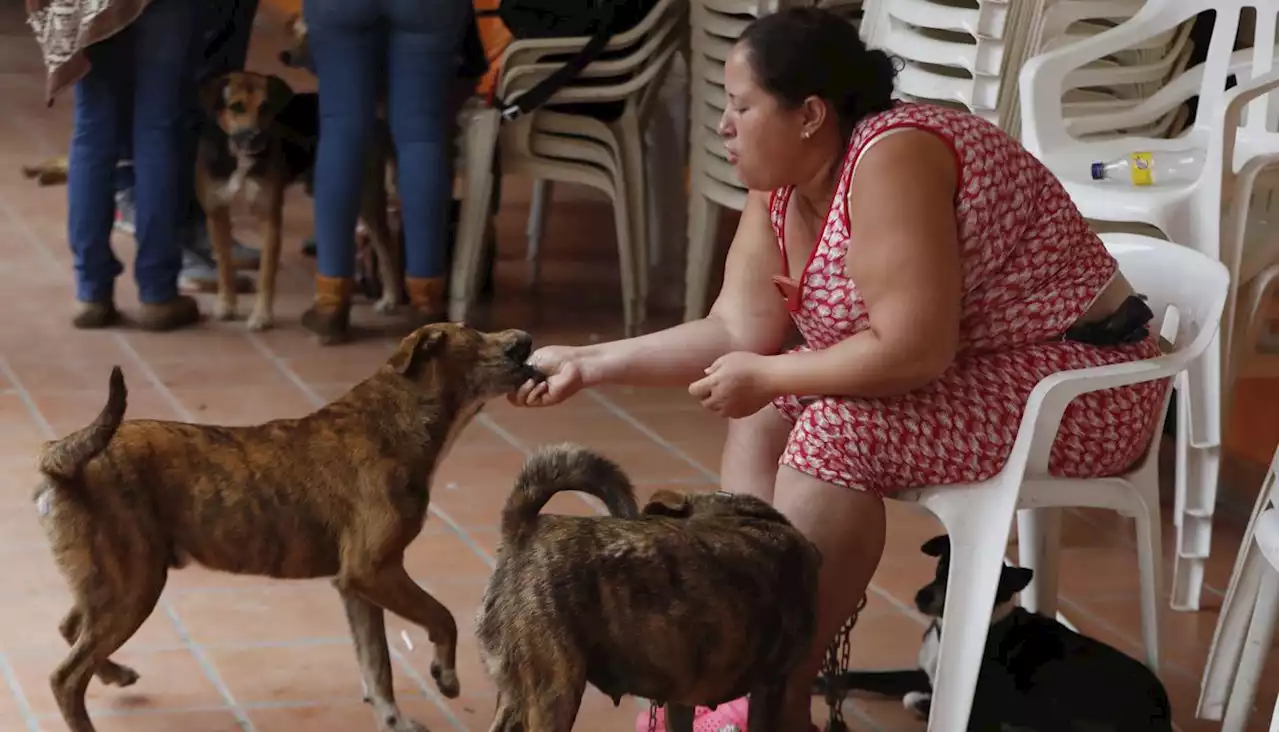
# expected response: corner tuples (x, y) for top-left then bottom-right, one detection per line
(647, 699), (660, 732)
(820, 594), (866, 732)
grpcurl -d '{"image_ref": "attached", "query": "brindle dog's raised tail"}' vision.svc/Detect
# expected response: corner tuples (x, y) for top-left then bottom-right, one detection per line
(38, 366), (127, 482)
(501, 443), (639, 545)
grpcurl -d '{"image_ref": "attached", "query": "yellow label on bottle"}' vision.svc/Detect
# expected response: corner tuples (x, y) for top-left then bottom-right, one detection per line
(1128, 152), (1154, 186)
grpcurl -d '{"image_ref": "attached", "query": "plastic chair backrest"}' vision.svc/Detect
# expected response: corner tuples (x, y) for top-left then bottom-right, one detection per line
(1022, 0), (1278, 152)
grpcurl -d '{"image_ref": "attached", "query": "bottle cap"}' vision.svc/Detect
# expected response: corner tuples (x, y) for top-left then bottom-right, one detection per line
(1090, 162), (1105, 180)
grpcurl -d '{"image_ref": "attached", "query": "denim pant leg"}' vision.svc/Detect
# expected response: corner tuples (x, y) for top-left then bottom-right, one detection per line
(386, 0), (469, 279)
(303, 0), (381, 279)
(69, 31), (132, 302)
(130, 0), (201, 303)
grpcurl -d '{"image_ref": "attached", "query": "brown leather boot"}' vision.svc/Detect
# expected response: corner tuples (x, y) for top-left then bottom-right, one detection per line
(405, 276), (447, 327)
(138, 295), (201, 332)
(300, 275), (352, 345)
(72, 300), (121, 329)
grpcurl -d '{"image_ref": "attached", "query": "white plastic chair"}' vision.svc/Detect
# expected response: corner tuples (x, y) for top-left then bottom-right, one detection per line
(447, 0), (684, 334)
(1197, 447), (1279, 732)
(1022, 2), (1280, 609)
(896, 233), (1230, 732)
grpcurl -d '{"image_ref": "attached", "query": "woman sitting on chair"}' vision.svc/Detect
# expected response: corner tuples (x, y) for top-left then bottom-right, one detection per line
(507, 8), (1167, 731)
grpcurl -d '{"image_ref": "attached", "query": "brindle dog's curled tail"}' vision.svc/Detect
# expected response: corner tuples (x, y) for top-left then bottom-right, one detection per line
(501, 443), (638, 545)
(38, 366), (127, 481)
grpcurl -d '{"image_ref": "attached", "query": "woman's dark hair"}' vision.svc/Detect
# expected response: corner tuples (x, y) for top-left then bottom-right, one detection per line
(738, 7), (899, 141)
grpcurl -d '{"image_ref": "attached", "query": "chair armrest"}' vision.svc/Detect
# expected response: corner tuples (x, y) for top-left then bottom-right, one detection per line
(1218, 69), (1280, 173)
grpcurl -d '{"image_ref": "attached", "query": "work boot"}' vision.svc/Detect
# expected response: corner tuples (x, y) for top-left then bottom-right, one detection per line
(405, 276), (447, 328)
(301, 275), (352, 345)
(138, 295), (201, 332)
(72, 300), (121, 329)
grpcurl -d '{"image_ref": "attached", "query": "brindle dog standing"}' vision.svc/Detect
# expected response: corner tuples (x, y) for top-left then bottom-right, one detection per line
(195, 71), (401, 331)
(476, 443), (823, 732)
(33, 323), (541, 732)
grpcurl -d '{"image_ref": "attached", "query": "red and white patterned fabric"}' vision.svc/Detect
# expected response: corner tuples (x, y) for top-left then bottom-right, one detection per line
(766, 103), (1165, 496)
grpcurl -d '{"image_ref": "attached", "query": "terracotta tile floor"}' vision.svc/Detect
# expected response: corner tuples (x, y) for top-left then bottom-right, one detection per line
(0, 4), (1277, 731)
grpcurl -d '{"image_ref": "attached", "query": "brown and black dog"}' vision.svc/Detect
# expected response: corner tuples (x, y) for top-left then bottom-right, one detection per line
(476, 443), (822, 732)
(196, 70), (401, 331)
(33, 322), (542, 732)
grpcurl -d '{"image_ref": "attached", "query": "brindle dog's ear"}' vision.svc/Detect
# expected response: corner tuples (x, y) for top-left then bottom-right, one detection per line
(389, 329), (447, 377)
(199, 75), (229, 114)
(642, 489), (690, 517)
(264, 74), (294, 114)
(920, 534), (950, 558)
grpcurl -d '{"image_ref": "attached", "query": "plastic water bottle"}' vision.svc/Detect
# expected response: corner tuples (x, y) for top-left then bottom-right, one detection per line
(1090, 148), (1206, 186)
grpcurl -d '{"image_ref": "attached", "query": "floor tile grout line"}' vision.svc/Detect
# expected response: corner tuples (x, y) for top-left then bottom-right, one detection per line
(475, 413), (611, 516)
(1056, 595), (1197, 685)
(0, 357), (57, 438)
(585, 389), (722, 482)
(157, 598), (257, 732)
(389, 647), (471, 732)
(1065, 507), (1227, 598)
(0, 652), (41, 732)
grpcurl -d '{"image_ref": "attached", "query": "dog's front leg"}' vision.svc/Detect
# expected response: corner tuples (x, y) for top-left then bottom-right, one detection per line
(336, 584), (428, 732)
(744, 681), (789, 732)
(247, 189), (283, 331)
(662, 703), (695, 732)
(207, 205), (238, 321)
(338, 565), (460, 699)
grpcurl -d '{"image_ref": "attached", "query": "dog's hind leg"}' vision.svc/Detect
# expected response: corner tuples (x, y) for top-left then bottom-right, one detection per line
(359, 136), (401, 315)
(51, 570), (165, 732)
(487, 691), (524, 732)
(338, 564), (460, 699)
(523, 678), (585, 732)
(336, 585), (427, 732)
(58, 609), (139, 688)
(744, 680), (789, 732)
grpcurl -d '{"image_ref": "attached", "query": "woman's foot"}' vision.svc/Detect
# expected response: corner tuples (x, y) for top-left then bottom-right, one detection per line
(72, 300), (122, 329)
(138, 295), (201, 332)
(301, 275), (352, 345)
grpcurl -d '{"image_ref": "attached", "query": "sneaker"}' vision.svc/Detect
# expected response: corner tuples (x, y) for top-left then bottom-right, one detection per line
(184, 223), (260, 271)
(113, 189), (136, 236)
(178, 247), (254, 294)
(138, 295), (201, 332)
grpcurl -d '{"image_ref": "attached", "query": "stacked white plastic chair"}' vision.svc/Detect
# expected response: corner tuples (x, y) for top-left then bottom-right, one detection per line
(898, 234), (1229, 732)
(1020, 0), (1280, 611)
(1197, 446), (1279, 732)
(448, 0), (686, 336)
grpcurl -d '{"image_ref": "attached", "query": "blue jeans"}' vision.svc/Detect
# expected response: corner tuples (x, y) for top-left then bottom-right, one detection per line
(70, 0), (200, 303)
(303, 0), (469, 279)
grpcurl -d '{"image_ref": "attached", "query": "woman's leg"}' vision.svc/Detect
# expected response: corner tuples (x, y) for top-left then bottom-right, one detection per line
(67, 29), (131, 327)
(130, 0), (203, 330)
(720, 406), (792, 502)
(300, 0), (380, 342)
(385, 0), (470, 321)
(772, 467), (886, 731)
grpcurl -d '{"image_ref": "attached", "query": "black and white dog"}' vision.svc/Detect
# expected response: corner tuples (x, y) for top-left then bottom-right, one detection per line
(814, 534), (1173, 731)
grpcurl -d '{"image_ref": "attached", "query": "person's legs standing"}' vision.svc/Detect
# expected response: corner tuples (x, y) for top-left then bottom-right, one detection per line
(385, 0), (469, 322)
(130, 0), (203, 329)
(300, 0), (380, 343)
(67, 31), (132, 327)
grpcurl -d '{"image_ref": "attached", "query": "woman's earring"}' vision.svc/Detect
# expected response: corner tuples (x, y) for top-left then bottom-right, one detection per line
(802, 130), (812, 140)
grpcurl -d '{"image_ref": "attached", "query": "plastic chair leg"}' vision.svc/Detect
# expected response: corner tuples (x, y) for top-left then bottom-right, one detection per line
(1199, 542), (1267, 718)
(925, 492), (1017, 732)
(1132, 476), (1163, 671)
(525, 179), (551, 287)
(1016, 507), (1063, 618)
(683, 187), (719, 322)
(448, 108), (501, 323)
(1172, 344), (1224, 612)
(1222, 570), (1278, 732)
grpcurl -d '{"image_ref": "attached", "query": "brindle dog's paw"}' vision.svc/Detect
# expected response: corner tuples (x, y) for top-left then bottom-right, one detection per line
(246, 308), (274, 332)
(429, 661), (460, 698)
(98, 662), (140, 688)
(386, 717), (429, 732)
(213, 298), (236, 321)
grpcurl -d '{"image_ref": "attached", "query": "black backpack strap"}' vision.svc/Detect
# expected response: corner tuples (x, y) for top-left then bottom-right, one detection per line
(494, 0), (619, 121)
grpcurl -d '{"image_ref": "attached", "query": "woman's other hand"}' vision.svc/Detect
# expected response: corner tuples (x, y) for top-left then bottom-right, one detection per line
(689, 351), (776, 419)
(508, 345), (585, 407)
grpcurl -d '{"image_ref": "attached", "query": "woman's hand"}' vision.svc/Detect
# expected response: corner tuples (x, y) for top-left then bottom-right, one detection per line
(508, 345), (585, 408)
(688, 352), (777, 419)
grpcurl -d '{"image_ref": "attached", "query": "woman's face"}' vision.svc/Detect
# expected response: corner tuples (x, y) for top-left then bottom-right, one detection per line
(719, 44), (810, 191)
